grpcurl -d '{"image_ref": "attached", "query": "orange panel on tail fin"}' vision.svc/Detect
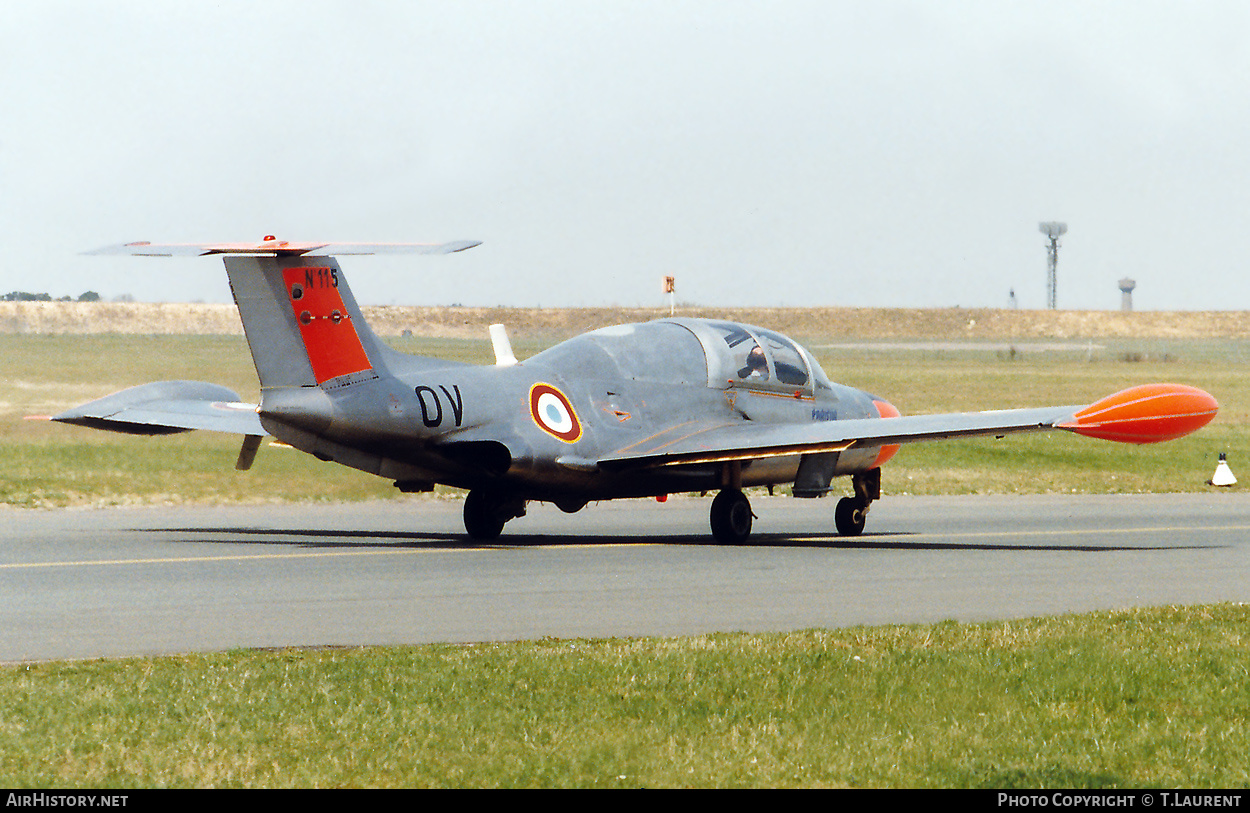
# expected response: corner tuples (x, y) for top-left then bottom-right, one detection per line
(282, 267), (372, 384)
(1059, 383), (1218, 444)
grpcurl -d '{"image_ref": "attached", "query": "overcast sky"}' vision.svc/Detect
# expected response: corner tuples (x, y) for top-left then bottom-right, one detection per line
(3, 1), (1249, 310)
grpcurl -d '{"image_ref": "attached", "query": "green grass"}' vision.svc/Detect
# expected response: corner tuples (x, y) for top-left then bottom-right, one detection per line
(4, 336), (1246, 788)
(0, 334), (1244, 506)
(1, 604), (1245, 788)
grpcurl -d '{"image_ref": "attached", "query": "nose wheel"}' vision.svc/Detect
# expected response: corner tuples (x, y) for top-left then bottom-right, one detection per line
(834, 496), (867, 536)
(710, 489), (754, 544)
(835, 469), (880, 537)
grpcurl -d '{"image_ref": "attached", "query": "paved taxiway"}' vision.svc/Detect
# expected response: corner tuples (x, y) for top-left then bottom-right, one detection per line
(2, 493), (1247, 662)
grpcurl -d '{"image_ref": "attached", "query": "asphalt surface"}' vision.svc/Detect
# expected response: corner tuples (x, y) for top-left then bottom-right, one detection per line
(2, 493), (1248, 662)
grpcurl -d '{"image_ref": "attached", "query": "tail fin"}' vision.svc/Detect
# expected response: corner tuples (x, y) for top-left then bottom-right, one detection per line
(227, 255), (384, 388)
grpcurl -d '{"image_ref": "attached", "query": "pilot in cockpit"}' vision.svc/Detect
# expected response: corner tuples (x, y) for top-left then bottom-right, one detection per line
(737, 345), (770, 380)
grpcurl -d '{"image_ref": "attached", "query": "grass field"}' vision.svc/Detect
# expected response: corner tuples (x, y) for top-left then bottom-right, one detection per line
(0, 332), (1242, 507)
(3, 329), (1245, 788)
(1, 604), (1246, 788)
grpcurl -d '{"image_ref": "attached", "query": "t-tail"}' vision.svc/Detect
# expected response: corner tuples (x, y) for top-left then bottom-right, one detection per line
(90, 237), (479, 391)
(57, 238), (479, 456)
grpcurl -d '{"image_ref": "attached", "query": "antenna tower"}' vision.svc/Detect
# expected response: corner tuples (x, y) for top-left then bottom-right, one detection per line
(1039, 222), (1067, 309)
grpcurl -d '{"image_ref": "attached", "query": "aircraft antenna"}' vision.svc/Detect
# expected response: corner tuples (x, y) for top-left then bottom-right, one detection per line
(1039, 222), (1067, 309)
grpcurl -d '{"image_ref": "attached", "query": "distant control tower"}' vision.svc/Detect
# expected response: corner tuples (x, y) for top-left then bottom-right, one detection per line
(1119, 278), (1136, 312)
(1039, 222), (1067, 310)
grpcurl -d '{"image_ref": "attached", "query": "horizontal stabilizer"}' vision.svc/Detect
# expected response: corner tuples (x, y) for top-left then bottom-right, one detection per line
(51, 381), (265, 436)
(85, 237), (481, 257)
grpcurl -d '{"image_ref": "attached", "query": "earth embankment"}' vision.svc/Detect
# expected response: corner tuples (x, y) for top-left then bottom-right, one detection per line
(2, 301), (1248, 340)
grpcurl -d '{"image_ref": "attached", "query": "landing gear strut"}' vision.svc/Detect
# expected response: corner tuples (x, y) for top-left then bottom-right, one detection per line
(710, 488), (754, 544)
(463, 488), (526, 540)
(835, 469), (880, 537)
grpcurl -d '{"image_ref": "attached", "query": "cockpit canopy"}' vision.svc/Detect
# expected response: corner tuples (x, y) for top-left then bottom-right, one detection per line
(529, 317), (833, 395)
(672, 318), (833, 394)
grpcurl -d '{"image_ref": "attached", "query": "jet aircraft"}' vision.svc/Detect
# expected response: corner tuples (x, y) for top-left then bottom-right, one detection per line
(53, 238), (1220, 543)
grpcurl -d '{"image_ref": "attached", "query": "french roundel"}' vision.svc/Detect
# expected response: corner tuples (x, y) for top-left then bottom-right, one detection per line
(529, 383), (582, 443)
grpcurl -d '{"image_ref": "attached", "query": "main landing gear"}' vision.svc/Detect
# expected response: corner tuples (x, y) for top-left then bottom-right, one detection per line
(708, 468), (882, 544)
(709, 488), (754, 544)
(463, 488), (526, 540)
(710, 460), (756, 544)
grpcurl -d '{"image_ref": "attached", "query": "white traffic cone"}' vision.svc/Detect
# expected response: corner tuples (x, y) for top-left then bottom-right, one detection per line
(1209, 453), (1237, 487)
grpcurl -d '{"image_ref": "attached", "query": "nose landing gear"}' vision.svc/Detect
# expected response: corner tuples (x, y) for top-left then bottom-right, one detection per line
(835, 468), (880, 537)
(834, 495), (868, 536)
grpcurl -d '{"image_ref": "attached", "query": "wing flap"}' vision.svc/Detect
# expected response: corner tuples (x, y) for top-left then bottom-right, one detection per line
(51, 381), (265, 436)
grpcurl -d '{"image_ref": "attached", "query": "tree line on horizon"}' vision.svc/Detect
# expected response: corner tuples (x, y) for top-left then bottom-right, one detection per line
(2, 291), (102, 302)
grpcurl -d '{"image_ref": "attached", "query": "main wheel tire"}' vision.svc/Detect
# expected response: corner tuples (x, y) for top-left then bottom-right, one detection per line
(710, 489), (753, 544)
(463, 489), (506, 540)
(834, 496), (867, 537)
(554, 497), (588, 514)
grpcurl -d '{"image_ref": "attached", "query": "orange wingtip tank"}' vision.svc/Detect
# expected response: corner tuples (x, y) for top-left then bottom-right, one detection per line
(1060, 383), (1218, 444)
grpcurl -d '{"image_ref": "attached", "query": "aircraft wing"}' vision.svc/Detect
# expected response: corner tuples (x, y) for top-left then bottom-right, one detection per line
(50, 381), (265, 436)
(84, 240), (481, 257)
(597, 407), (1081, 468)
(597, 384), (1218, 469)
